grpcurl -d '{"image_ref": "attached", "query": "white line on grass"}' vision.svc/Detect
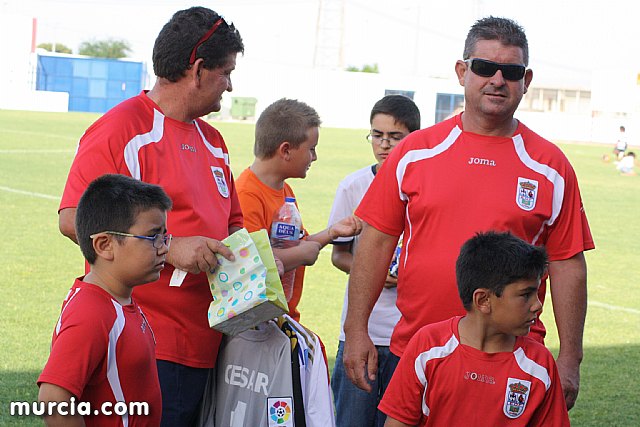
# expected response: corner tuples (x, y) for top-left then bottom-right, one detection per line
(0, 186), (60, 201)
(590, 300), (640, 315)
(1, 190), (635, 316)
(1, 128), (76, 141)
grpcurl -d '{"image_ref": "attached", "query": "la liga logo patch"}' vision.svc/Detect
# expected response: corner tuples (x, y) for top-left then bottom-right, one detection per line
(267, 397), (293, 426)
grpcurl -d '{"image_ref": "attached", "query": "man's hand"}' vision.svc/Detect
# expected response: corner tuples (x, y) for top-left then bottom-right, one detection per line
(556, 353), (580, 410)
(166, 236), (235, 274)
(343, 331), (378, 393)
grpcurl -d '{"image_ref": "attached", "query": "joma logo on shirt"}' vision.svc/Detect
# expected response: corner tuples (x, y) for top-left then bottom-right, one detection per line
(468, 157), (496, 166)
(464, 371), (496, 384)
(225, 364), (269, 396)
(181, 144), (196, 152)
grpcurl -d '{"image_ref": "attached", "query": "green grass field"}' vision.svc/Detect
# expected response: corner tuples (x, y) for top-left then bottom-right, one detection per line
(0, 110), (638, 425)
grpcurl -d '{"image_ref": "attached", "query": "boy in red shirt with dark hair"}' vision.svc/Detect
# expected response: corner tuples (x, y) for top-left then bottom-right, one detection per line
(39, 174), (172, 426)
(380, 232), (570, 427)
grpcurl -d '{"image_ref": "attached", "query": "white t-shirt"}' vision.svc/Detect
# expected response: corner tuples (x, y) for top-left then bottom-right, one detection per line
(616, 132), (628, 151)
(282, 315), (336, 427)
(328, 165), (401, 346)
(617, 155), (635, 172)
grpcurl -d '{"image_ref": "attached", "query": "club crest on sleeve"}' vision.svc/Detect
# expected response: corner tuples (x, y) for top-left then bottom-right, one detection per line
(503, 378), (531, 418)
(516, 178), (538, 211)
(211, 166), (229, 198)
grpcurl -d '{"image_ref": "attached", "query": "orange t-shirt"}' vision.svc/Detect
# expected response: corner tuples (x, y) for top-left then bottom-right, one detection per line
(236, 168), (307, 321)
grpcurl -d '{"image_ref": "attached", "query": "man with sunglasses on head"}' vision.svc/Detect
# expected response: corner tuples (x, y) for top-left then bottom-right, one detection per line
(58, 7), (244, 426)
(344, 16), (594, 416)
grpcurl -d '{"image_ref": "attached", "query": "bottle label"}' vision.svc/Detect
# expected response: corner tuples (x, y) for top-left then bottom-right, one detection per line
(271, 222), (300, 240)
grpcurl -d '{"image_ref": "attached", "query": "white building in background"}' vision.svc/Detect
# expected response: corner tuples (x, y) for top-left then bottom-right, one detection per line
(2, 9), (639, 145)
(0, 13), (68, 112)
(228, 56), (640, 146)
(228, 56), (464, 130)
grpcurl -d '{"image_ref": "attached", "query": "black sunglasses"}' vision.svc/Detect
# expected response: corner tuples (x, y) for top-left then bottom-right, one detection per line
(464, 58), (527, 81)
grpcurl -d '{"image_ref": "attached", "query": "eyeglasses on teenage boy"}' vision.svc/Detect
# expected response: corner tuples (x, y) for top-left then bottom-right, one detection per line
(464, 58), (527, 81)
(89, 231), (172, 249)
(366, 132), (407, 147)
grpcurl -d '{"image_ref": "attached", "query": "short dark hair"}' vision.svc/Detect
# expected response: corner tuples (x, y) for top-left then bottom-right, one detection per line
(254, 98), (321, 158)
(370, 95), (421, 133)
(153, 6), (244, 82)
(456, 231), (547, 310)
(463, 16), (529, 66)
(76, 174), (172, 264)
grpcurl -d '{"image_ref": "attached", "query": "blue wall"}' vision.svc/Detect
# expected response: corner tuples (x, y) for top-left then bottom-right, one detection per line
(36, 55), (145, 113)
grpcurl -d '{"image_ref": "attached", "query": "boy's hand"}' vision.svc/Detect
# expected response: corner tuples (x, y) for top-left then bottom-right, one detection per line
(166, 236), (235, 274)
(329, 215), (363, 240)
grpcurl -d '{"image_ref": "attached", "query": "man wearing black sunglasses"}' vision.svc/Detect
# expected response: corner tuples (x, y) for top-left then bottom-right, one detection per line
(344, 16), (594, 417)
(58, 7), (245, 426)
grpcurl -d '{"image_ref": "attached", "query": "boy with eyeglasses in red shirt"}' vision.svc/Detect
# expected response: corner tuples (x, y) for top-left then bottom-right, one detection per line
(39, 174), (172, 426)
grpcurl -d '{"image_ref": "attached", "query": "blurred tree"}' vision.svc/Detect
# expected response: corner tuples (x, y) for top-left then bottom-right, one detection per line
(78, 39), (131, 59)
(345, 63), (379, 73)
(37, 43), (72, 54)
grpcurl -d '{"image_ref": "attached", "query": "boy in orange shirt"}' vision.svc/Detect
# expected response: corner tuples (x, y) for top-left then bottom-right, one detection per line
(236, 98), (361, 320)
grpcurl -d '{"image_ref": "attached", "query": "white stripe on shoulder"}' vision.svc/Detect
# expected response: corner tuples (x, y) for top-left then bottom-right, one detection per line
(396, 126), (462, 201)
(513, 347), (551, 391)
(414, 334), (459, 416)
(56, 287), (82, 335)
(194, 121), (229, 166)
(124, 109), (165, 180)
(106, 301), (129, 427)
(511, 134), (565, 244)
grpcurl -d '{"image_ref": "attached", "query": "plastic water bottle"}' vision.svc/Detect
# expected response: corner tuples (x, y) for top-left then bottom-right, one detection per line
(270, 197), (302, 247)
(270, 197), (302, 301)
